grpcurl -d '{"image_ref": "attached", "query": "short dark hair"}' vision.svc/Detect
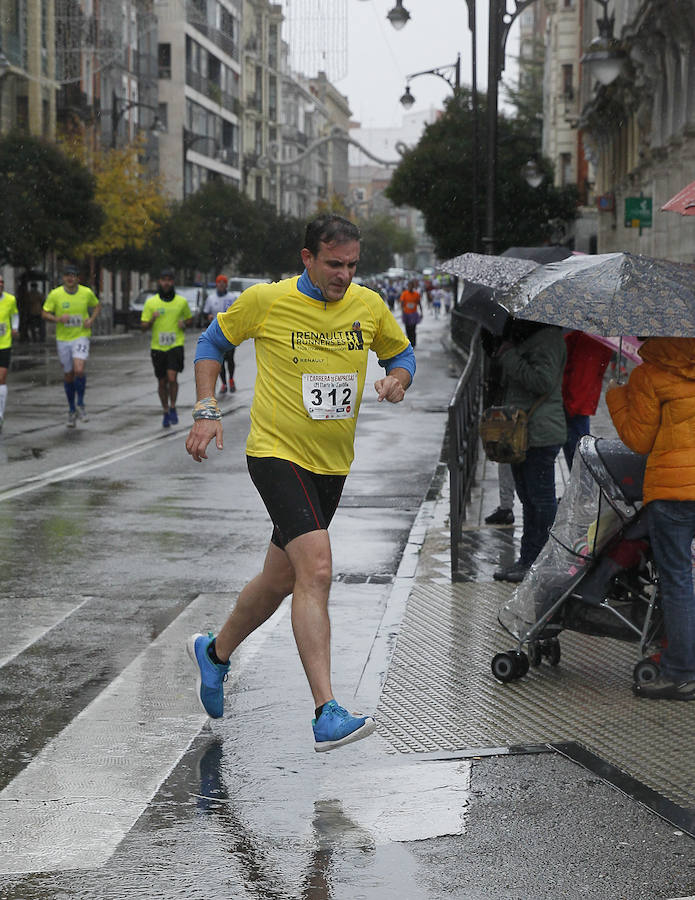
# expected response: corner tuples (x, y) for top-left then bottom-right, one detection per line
(304, 214), (360, 256)
(159, 267), (175, 279)
(63, 264), (79, 275)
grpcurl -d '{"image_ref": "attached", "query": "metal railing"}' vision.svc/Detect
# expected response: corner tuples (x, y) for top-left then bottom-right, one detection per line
(448, 316), (485, 579)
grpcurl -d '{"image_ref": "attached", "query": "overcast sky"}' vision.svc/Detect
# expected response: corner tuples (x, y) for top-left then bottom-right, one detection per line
(334, 0), (520, 129)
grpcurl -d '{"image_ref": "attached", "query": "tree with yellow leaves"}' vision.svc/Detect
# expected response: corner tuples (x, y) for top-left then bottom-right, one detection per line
(62, 133), (169, 267)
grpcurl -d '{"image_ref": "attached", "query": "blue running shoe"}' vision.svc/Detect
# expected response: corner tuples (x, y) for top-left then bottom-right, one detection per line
(168, 407), (178, 425)
(312, 699), (376, 752)
(162, 411), (170, 428)
(186, 633), (229, 718)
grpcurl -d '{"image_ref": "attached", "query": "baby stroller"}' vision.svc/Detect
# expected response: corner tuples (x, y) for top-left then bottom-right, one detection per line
(491, 435), (663, 685)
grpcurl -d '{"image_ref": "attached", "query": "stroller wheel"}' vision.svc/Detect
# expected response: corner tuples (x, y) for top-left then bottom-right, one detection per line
(633, 658), (660, 685)
(512, 649), (530, 676)
(491, 651), (527, 683)
(543, 638), (561, 667)
(527, 641), (542, 668)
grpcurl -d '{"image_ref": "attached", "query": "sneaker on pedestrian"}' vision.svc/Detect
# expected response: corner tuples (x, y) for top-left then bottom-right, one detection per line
(162, 411), (170, 428)
(67, 410), (77, 428)
(218, 382), (227, 395)
(485, 506), (514, 525)
(493, 559), (530, 583)
(228, 378), (236, 393)
(186, 632), (230, 719)
(633, 675), (695, 700)
(77, 405), (88, 422)
(312, 699), (377, 752)
(168, 407), (178, 425)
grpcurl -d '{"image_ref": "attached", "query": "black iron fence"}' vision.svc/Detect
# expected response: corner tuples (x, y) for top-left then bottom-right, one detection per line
(448, 311), (486, 579)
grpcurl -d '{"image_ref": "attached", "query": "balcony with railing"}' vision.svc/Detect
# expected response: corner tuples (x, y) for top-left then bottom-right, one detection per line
(186, 68), (241, 115)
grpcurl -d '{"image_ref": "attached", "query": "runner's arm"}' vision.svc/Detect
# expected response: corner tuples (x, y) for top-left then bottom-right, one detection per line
(185, 320), (237, 461)
(85, 302), (101, 327)
(375, 345), (415, 403)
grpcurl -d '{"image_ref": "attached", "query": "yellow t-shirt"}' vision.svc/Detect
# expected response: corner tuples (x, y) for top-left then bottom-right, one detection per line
(141, 293), (193, 351)
(0, 293), (18, 350)
(216, 276), (410, 475)
(43, 285), (99, 342)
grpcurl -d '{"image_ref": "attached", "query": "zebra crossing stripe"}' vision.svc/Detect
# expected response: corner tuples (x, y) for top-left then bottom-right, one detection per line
(0, 593), (288, 875)
(0, 597), (89, 669)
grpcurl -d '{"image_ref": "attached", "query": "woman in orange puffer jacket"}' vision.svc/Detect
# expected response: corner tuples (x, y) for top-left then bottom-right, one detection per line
(606, 337), (695, 699)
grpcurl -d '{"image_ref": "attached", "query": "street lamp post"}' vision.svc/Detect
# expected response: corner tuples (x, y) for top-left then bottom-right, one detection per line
(0, 47), (14, 133)
(581, 0), (626, 86)
(398, 54), (481, 249)
(387, 0), (539, 254)
(111, 91), (164, 148)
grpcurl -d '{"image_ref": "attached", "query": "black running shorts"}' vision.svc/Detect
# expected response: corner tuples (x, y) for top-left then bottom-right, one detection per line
(151, 346), (184, 379)
(246, 456), (346, 549)
(0, 349), (11, 369)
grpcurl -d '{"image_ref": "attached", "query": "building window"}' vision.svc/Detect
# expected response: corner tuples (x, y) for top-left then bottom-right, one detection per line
(158, 43), (171, 79)
(158, 102), (168, 130)
(562, 64), (573, 100)
(560, 152), (572, 186)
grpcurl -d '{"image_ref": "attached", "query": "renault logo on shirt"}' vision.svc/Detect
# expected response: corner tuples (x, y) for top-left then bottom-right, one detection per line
(291, 330), (364, 351)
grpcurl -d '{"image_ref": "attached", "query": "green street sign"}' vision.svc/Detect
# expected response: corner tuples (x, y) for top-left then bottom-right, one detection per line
(625, 196), (652, 228)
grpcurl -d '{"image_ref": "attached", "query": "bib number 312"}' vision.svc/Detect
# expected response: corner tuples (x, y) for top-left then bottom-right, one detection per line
(302, 373), (357, 420)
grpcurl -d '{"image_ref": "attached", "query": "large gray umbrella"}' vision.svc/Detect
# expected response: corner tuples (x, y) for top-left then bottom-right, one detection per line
(501, 251), (695, 337)
(501, 245), (573, 263)
(437, 252), (538, 289)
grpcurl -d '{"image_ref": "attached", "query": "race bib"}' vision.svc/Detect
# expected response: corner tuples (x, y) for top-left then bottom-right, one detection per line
(67, 315), (83, 328)
(159, 331), (176, 347)
(302, 373), (357, 420)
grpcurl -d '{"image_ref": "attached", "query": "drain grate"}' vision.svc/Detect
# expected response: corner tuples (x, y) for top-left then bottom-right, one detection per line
(333, 573), (394, 584)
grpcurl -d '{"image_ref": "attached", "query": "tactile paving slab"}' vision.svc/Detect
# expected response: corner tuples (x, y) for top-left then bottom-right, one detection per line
(377, 580), (695, 810)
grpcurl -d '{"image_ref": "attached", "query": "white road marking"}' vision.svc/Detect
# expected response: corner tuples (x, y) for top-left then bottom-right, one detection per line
(0, 592), (289, 875)
(0, 597), (89, 668)
(0, 430), (183, 502)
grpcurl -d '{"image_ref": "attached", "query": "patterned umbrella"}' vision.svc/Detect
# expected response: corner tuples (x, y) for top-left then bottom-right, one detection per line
(661, 180), (695, 216)
(437, 252), (538, 289)
(501, 251), (695, 337)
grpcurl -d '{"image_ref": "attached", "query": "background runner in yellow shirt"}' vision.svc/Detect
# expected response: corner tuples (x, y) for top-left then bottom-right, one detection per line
(42, 264), (101, 428)
(141, 268), (193, 428)
(184, 214), (416, 752)
(0, 275), (19, 431)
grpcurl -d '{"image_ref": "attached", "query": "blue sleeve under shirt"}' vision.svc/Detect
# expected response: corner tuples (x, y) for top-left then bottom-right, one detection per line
(379, 344), (416, 382)
(194, 318), (236, 365)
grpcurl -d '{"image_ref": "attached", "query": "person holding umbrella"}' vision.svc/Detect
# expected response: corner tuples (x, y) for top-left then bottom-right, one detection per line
(606, 337), (695, 700)
(492, 318), (567, 582)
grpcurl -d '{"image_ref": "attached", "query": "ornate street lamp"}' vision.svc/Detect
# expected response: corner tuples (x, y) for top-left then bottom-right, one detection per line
(399, 55), (461, 110)
(522, 159), (544, 188)
(111, 91), (165, 148)
(386, 0), (411, 30)
(581, 0), (627, 86)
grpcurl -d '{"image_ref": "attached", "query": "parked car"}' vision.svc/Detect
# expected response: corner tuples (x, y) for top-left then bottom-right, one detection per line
(226, 276), (271, 300)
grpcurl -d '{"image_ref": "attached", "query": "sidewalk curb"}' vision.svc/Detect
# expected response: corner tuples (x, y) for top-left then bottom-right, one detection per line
(353, 463), (448, 712)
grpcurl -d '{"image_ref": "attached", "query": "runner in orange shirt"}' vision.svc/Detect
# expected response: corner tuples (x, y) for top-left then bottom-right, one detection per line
(399, 280), (423, 348)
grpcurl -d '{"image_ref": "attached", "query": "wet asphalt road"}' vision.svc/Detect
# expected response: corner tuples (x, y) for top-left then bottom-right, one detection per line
(0, 316), (695, 899)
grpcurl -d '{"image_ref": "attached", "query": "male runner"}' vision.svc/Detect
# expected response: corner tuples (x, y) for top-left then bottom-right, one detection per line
(202, 275), (237, 394)
(141, 269), (193, 428)
(0, 276), (19, 431)
(42, 264), (101, 427)
(185, 214), (415, 752)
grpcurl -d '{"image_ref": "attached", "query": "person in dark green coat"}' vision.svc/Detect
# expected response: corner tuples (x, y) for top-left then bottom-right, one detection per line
(492, 319), (567, 582)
